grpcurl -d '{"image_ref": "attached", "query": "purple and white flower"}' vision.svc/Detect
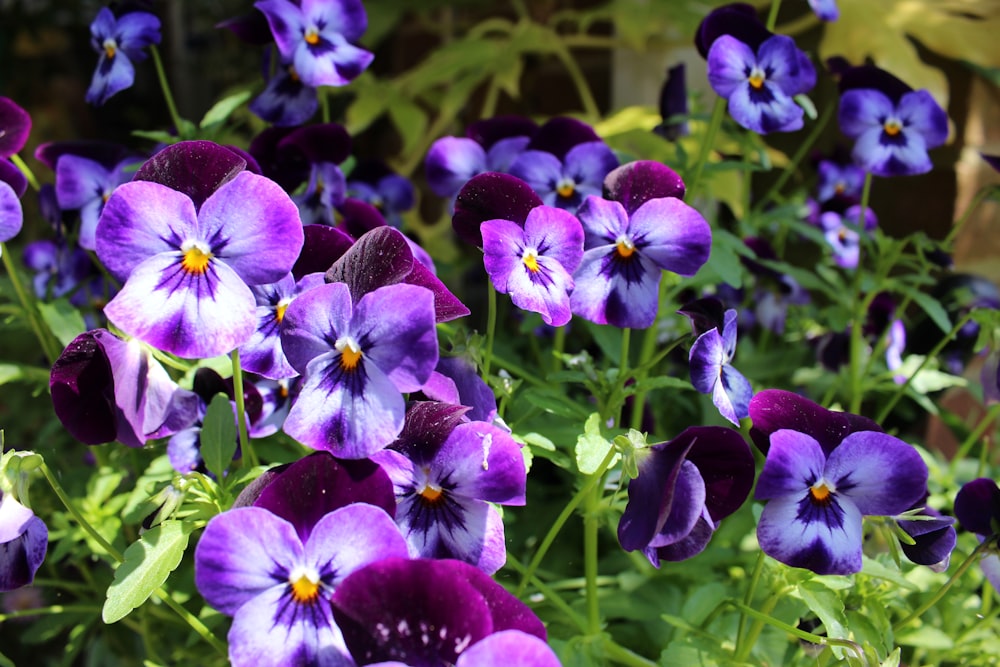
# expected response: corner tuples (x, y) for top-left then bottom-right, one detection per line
(85, 7), (162, 105)
(687, 306), (753, 425)
(0, 491), (47, 592)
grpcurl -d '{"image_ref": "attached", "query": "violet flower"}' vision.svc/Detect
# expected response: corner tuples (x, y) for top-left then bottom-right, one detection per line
(95, 141), (304, 359)
(347, 161), (415, 229)
(277, 123), (352, 226)
(816, 159), (865, 204)
(195, 503), (408, 667)
(685, 305), (753, 425)
(425, 116), (536, 199)
(279, 281), (439, 458)
(818, 204), (877, 269)
(239, 272), (325, 380)
(331, 557), (547, 665)
(54, 152), (136, 250)
(954, 478), (1000, 592)
(0, 98), (30, 250)
(370, 401), (526, 574)
(837, 65), (948, 176)
(50, 329), (199, 448)
(655, 63), (690, 141)
(255, 0), (373, 88)
(85, 7), (162, 105)
(22, 240), (93, 300)
(808, 0), (839, 21)
(897, 504), (956, 572)
(618, 426), (755, 565)
(481, 204), (584, 327)
(0, 491), (47, 592)
(249, 57), (319, 127)
(571, 162), (711, 329)
(420, 355), (497, 424)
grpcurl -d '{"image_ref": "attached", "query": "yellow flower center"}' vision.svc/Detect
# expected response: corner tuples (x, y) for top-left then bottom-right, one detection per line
(556, 182), (575, 199)
(419, 484), (444, 503)
(304, 29), (321, 46)
(180, 244), (212, 275)
(883, 120), (902, 136)
(748, 68), (765, 90)
(336, 336), (362, 370)
(289, 572), (320, 605)
(275, 299), (291, 324)
(809, 481), (833, 504)
(103, 38), (117, 59)
(522, 249), (540, 273)
(615, 236), (635, 259)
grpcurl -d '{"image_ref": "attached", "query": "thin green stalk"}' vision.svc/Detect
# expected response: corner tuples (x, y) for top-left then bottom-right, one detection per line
(482, 279), (498, 378)
(552, 43), (601, 121)
(949, 402), (1000, 476)
(584, 474), (601, 633)
(687, 97), (727, 199)
(755, 102), (834, 213)
(602, 637), (659, 667)
(320, 89), (330, 124)
(503, 556), (588, 632)
(728, 599), (865, 663)
(1, 244), (61, 364)
(848, 172), (874, 414)
(152, 589), (228, 656)
(733, 594), (780, 662)
(231, 349), (258, 469)
(616, 328), (631, 426)
(893, 540), (993, 631)
(551, 325), (567, 374)
(765, 0), (784, 31)
(0, 604), (102, 622)
(515, 446), (619, 597)
(10, 154), (40, 191)
(734, 552), (766, 655)
(945, 184), (995, 248)
(149, 45), (184, 137)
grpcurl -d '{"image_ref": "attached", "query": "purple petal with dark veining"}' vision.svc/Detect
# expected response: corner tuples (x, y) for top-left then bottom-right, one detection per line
(0, 97), (31, 159)
(748, 389), (881, 454)
(134, 140), (246, 210)
(695, 2), (769, 57)
(49, 331), (117, 444)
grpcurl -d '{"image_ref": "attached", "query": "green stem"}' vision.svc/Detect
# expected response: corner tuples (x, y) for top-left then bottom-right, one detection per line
(551, 325), (567, 374)
(848, 172), (874, 414)
(1, 244), (61, 364)
(765, 0), (784, 31)
(754, 102), (834, 213)
(945, 184), (995, 248)
(728, 599), (865, 663)
(584, 473), (601, 633)
(320, 89), (330, 124)
(482, 279), (498, 378)
(734, 552), (765, 655)
(687, 97), (727, 199)
(10, 154), (40, 192)
(503, 556), (588, 633)
(0, 605), (102, 622)
(949, 402), (1000, 476)
(893, 539), (993, 631)
(230, 349), (258, 469)
(553, 43), (601, 121)
(602, 637), (659, 667)
(515, 446), (619, 597)
(616, 328), (631, 427)
(152, 589), (228, 656)
(149, 46), (184, 137)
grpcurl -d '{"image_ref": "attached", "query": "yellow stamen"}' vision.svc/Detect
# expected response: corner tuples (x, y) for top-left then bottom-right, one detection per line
(616, 237), (635, 259)
(275, 301), (290, 324)
(883, 120), (901, 136)
(180, 246), (212, 275)
(336, 337), (362, 370)
(556, 182), (575, 199)
(420, 485), (443, 503)
(289, 574), (320, 604)
(809, 482), (832, 503)
(103, 39), (116, 59)
(522, 249), (540, 273)
(748, 73), (764, 90)
(304, 29), (320, 46)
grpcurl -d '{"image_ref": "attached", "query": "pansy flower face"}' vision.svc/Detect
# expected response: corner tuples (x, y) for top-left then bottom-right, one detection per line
(816, 159), (865, 204)
(755, 429), (928, 575)
(509, 141), (619, 211)
(255, 0), (373, 88)
(195, 504), (408, 667)
(54, 153), (135, 250)
(95, 142), (304, 359)
(687, 307), (753, 425)
(249, 58), (319, 127)
(85, 8), (162, 105)
(0, 491), (48, 592)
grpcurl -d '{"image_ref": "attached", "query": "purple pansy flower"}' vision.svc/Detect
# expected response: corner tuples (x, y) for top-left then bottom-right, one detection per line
(481, 204), (584, 327)
(425, 116), (536, 199)
(249, 56), (319, 127)
(331, 557), (547, 666)
(279, 281), (439, 458)
(897, 503), (956, 572)
(0, 491), (47, 592)
(570, 163), (711, 329)
(837, 65), (948, 176)
(420, 355), (497, 424)
(50, 329), (199, 448)
(452, 171), (542, 248)
(954, 478), (1000, 592)
(371, 401), (526, 574)
(254, 0), (373, 88)
(0, 98), (30, 249)
(808, 0), (839, 21)
(685, 305), (753, 425)
(748, 388), (882, 455)
(22, 240), (94, 301)
(0, 97), (31, 160)
(239, 272), (325, 380)
(95, 141), (304, 359)
(85, 7), (162, 105)
(755, 428), (928, 575)
(195, 503), (408, 667)
(818, 204), (877, 269)
(508, 118), (619, 210)
(707, 33), (815, 134)
(618, 426), (754, 565)
(54, 153), (136, 250)
(655, 63), (690, 141)
(816, 159), (865, 204)
(347, 161), (415, 230)
(277, 124), (352, 226)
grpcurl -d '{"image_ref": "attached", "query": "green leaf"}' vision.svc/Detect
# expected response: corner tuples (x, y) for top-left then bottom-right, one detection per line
(36, 298), (86, 347)
(796, 580), (848, 641)
(0, 363), (50, 386)
(576, 412), (618, 474)
(897, 283), (952, 333)
(201, 393), (237, 481)
(102, 521), (191, 623)
(131, 129), (180, 145)
(897, 625), (954, 650)
(387, 97), (429, 158)
(0, 650), (12, 667)
(199, 89), (253, 128)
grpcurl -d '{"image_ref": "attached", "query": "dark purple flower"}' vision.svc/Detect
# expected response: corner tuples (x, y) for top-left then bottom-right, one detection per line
(808, 0), (839, 21)
(276, 123), (352, 225)
(481, 204), (584, 327)
(837, 66), (948, 176)
(95, 141), (304, 358)
(687, 307), (753, 425)
(195, 503), (408, 667)
(954, 478), (1000, 592)
(0, 97), (31, 159)
(254, 0), (373, 88)
(748, 389), (882, 455)
(655, 63), (690, 141)
(239, 272), (325, 379)
(371, 401), (526, 573)
(420, 355), (497, 424)
(0, 162), (25, 248)
(280, 282), (439, 458)
(619, 426), (754, 565)
(50, 329), (199, 447)
(0, 491), (47, 592)
(331, 557), (547, 665)
(346, 162), (415, 229)
(755, 429), (928, 574)
(818, 204), (878, 269)
(452, 172), (542, 248)
(85, 7), (162, 105)
(897, 505), (956, 572)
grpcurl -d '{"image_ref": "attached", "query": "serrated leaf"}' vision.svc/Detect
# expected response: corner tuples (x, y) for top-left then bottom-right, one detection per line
(201, 393), (237, 481)
(576, 412), (618, 474)
(103, 521), (190, 623)
(200, 89), (253, 128)
(36, 298), (86, 347)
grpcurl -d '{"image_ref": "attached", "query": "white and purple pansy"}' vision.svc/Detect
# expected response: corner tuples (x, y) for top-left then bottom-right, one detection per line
(371, 401), (527, 574)
(95, 141), (304, 360)
(85, 7), (161, 106)
(0, 490), (48, 592)
(684, 302), (753, 426)
(279, 281), (439, 458)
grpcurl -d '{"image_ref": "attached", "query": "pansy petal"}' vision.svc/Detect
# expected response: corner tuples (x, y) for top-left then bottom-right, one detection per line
(0, 97), (31, 158)
(134, 140), (246, 210)
(954, 478), (1000, 536)
(508, 150), (564, 197)
(755, 429), (827, 500)
(505, 254), (575, 326)
(646, 461), (706, 549)
(757, 492), (864, 575)
(103, 254), (256, 359)
(714, 364), (752, 425)
(627, 197), (711, 276)
(0, 507), (47, 592)
(824, 431), (928, 516)
(577, 195), (628, 247)
(689, 328), (725, 395)
(563, 141), (619, 192)
(280, 282), (354, 373)
(194, 507), (302, 615)
(523, 205), (584, 272)
(604, 161), (686, 216)
(651, 510), (715, 563)
(453, 172), (541, 247)
(457, 630), (561, 667)
(437, 422), (526, 505)
(748, 389), (881, 455)
(0, 180), (23, 244)
(838, 89), (894, 138)
(707, 35), (756, 99)
(755, 35), (802, 95)
(305, 505), (409, 586)
(425, 137), (487, 197)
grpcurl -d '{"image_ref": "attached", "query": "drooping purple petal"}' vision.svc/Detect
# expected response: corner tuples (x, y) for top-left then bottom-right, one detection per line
(0, 97), (31, 158)
(954, 478), (1000, 537)
(134, 140), (246, 211)
(898, 511), (956, 570)
(624, 197), (712, 276)
(824, 431), (928, 516)
(0, 495), (47, 592)
(0, 180), (23, 244)
(436, 422), (526, 505)
(293, 224), (354, 279)
(453, 172), (542, 247)
(748, 389), (882, 454)
(456, 630), (561, 667)
(604, 161), (686, 216)
(425, 137), (488, 198)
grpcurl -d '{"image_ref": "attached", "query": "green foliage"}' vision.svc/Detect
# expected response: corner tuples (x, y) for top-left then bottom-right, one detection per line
(103, 521), (191, 624)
